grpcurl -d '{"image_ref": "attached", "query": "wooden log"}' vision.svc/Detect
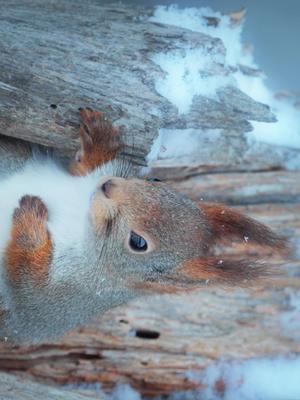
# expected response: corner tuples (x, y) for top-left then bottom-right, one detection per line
(170, 170), (300, 205)
(1, 0), (298, 174)
(0, 0), (222, 164)
(0, 372), (97, 400)
(0, 267), (299, 396)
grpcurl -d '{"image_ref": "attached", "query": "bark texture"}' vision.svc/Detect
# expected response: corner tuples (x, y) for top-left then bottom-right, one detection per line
(0, 0), (299, 398)
(0, 372), (96, 400)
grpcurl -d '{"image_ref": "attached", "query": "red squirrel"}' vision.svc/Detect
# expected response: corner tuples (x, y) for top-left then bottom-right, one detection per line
(0, 109), (288, 342)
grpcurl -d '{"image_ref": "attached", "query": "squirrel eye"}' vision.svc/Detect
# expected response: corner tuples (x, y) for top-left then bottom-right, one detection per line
(129, 231), (148, 252)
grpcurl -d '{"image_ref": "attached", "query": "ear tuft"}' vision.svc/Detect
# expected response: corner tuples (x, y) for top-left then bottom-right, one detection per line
(134, 256), (278, 294)
(199, 203), (290, 255)
(173, 256), (277, 287)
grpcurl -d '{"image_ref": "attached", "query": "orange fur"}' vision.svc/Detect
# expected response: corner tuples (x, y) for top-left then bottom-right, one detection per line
(70, 108), (122, 176)
(135, 256), (274, 294)
(5, 196), (52, 286)
(175, 256), (273, 285)
(199, 202), (289, 253)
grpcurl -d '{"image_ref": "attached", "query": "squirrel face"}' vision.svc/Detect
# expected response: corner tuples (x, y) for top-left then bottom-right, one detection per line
(88, 176), (210, 287)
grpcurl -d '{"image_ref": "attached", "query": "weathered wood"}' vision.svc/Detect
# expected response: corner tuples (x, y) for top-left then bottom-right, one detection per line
(0, 0), (221, 164)
(170, 170), (300, 205)
(1, 0), (298, 174)
(0, 372), (97, 400)
(0, 269), (299, 396)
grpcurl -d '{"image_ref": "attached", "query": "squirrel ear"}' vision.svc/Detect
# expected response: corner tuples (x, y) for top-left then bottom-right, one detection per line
(172, 256), (274, 286)
(199, 202), (290, 254)
(134, 256), (275, 294)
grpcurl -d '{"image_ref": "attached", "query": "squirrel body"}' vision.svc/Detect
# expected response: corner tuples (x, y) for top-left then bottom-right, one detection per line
(0, 109), (289, 342)
(0, 157), (134, 340)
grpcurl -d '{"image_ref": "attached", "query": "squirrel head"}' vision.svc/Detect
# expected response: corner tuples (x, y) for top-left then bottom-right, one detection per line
(88, 177), (208, 285)
(86, 176), (289, 293)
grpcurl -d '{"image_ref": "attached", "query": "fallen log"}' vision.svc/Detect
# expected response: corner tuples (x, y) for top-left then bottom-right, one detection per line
(0, 372), (96, 400)
(1, 0), (298, 173)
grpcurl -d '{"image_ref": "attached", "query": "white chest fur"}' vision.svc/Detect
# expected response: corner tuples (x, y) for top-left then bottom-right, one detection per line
(0, 158), (101, 258)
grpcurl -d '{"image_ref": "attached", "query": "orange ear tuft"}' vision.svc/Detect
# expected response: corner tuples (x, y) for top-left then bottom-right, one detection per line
(133, 256), (277, 295)
(199, 202), (290, 254)
(173, 256), (275, 286)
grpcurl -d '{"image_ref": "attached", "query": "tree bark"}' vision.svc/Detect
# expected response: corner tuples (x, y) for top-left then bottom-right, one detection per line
(0, 372), (96, 400)
(0, 0), (299, 398)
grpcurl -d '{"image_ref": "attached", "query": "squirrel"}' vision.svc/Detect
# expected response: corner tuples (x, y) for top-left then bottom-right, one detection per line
(0, 108), (289, 342)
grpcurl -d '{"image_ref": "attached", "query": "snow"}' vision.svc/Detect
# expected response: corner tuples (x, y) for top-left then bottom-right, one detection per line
(151, 48), (230, 114)
(197, 356), (300, 400)
(150, 5), (252, 67)
(147, 128), (211, 162)
(249, 104), (300, 149)
(109, 384), (141, 400)
(148, 4), (300, 161)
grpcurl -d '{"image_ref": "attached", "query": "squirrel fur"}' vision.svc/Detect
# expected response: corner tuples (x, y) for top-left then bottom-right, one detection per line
(0, 109), (289, 342)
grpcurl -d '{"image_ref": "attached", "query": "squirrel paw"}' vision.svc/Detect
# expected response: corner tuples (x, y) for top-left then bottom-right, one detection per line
(14, 195), (48, 221)
(7, 196), (52, 284)
(12, 196), (49, 249)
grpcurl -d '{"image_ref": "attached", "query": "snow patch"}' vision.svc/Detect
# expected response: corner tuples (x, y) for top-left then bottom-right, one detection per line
(248, 103), (300, 149)
(152, 48), (230, 114)
(198, 356), (300, 400)
(147, 128), (214, 162)
(150, 5), (253, 66)
(148, 5), (300, 160)
(108, 384), (141, 400)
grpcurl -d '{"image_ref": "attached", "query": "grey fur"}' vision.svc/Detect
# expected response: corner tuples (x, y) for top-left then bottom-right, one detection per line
(0, 149), (210, 343)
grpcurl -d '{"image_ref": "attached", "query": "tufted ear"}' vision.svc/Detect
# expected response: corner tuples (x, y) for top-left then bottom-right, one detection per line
(166, 203), (289, 288)
(134, 260), (280, 296)
(135, 256), (276, 294)
(172, 256), (274, 286)
(199, 202), (289, 253)
(135, 202), (289, 294)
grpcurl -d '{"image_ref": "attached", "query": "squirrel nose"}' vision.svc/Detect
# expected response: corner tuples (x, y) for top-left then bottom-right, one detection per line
(101, 179), (115, 198)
